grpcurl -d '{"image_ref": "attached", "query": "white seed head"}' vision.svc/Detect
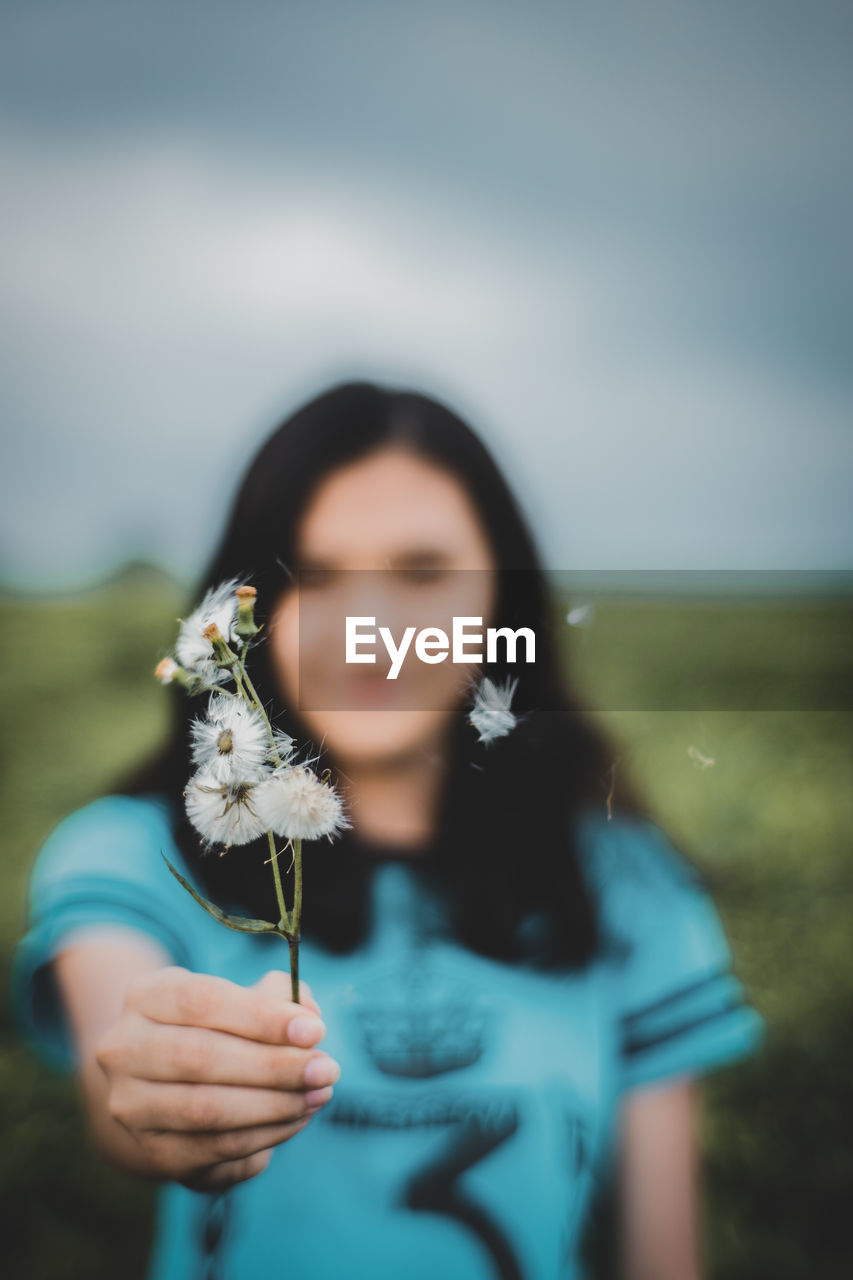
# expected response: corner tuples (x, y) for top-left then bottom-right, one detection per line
(270, 727), (298, 766)
(190, 696), (271, 785)
(468, 676), (518, 745)
(253, 765), (350, 842)
(175, 578), (245, 682)
(184, 770), (267, 849)
(566, 602), (595, 628)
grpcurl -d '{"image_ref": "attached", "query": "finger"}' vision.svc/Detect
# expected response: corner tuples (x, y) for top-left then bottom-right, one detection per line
(103, 1018), (331, 1087)
(128, 967), (320, 1044)
(170, 1117), (312, 1166)
(180, 1148), (273, 1192)
(298, 979), (319, 1013)
(253, 970), (321, 1017)
(118, 1080), (327, 1132)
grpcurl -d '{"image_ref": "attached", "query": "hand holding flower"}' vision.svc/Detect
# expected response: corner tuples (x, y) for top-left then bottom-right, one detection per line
(94, 966), (339, 1190)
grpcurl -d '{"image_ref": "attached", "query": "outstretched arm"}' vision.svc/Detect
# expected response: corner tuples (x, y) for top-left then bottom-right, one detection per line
(618, 1077), (703, 1280)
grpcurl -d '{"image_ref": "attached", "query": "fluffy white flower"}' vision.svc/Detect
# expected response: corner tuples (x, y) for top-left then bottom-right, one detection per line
(175, 579), (244, 684)
(184, 770), (267, 848)
(468, 676), (518, 744)
(154, 657), (179, 684)
(190, 696), (271, 784)
(253, 765), (350, 842)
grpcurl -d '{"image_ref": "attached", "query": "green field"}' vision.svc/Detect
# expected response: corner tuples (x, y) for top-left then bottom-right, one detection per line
(2, 570), (851, 1278)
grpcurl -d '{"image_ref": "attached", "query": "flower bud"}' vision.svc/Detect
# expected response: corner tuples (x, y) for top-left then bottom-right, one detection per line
(203, 622), (238, 669)
(154, 657), (179, 684)
(234, 585), (260, 640)
(154, 656), (211, 694)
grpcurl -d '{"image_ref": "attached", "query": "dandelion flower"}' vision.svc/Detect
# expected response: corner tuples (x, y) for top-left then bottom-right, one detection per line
(175, 579), (244, 684)
(190, 696), (271, 784)
(154, 657), (179, 684)
(254, 765), (350, 842)
(468, 676), (518, 744)
(184, 770), (267, 849)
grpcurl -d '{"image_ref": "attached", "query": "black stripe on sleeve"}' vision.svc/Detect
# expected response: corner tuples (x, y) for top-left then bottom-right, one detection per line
(619, 968), (730, 1032)
(621, 998), (745, 1059)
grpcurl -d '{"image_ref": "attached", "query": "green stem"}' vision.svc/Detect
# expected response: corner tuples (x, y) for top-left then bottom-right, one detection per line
(231, 643), (297, 997)
(288, 935), (300, 1006)
(292, 837), (303, 933)
(237, 643), (284, 765)
(289, 838), (302, 1004)
(267, 831), (292, 934)
(231, 666), (250, 703)
(241, 665), (265, 716)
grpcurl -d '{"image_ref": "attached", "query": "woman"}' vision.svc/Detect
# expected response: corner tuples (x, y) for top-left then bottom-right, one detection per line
(14, 381), (763, 1279)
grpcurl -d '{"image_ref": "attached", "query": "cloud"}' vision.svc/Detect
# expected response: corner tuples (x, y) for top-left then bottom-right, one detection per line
(1, 1), (851, 585)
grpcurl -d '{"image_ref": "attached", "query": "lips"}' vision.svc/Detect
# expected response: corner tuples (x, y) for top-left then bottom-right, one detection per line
(343, 672), (399, 706)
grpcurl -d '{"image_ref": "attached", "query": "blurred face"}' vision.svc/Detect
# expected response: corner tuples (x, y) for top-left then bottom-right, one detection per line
(268, 446), (498, 769)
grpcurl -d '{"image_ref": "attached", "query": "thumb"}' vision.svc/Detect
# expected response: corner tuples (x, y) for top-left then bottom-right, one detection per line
(253, 969), (321, 1016)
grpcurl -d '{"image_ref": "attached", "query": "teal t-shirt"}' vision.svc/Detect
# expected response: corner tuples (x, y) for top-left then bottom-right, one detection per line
(13, 794), (764, 1280)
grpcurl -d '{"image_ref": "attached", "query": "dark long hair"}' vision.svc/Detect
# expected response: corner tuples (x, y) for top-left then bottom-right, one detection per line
(125, 381), (651, 969)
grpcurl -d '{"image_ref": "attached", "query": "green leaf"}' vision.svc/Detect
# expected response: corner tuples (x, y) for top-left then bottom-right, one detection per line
(162, 854), (279, 934)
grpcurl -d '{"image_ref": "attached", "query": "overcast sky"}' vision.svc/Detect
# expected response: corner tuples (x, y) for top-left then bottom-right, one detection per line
(2, 1), (851, 589)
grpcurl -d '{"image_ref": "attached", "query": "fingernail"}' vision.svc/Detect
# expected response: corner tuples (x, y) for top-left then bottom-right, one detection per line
(305, 1085), (334, 1110)
(303, 1055), (341, 1088)
(288, 1016), (326, 1047)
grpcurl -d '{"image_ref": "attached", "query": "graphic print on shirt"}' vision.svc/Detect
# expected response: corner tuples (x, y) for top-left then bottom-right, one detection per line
(332, 1087), (522, 1277)
(324, 955), (597, 1279)
(195, 1191), (232, 1280)
(558, 1109), (595, 1270)
(354, 956), (492, 1077)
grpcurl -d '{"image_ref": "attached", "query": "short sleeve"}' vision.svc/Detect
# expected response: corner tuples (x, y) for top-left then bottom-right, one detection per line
(579, 810), (765, 1092)
(12, 793), (197, 1072)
